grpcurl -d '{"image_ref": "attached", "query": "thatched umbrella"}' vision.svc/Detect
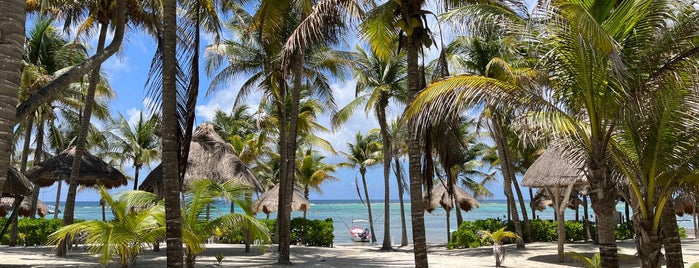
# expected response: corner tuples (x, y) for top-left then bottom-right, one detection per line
(424, 184), (480, 241)
(673, 190), (698, 238)
(0, 197), (49, 218)
(139, 124), (262, 198)
(2, 166), (33, 197)
(253, 184), (310, 218)
(522, 148), (587, 263)
(25, 146), (127, 219)
(530, 188), (583, 212)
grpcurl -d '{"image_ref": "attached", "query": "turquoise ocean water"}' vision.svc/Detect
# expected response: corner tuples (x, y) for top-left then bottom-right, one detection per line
(45, 200), (696, 246)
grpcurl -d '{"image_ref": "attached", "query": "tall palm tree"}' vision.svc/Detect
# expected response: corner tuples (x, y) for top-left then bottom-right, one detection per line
(0, 0), (25, 196)
(295, 148), (337, 218)
(160, 0), (183, 265)
(388, 119), (409, 246)
(106, 112), (161, 190)
(332, 46), (407, 250)
(340, 131), (381, 244)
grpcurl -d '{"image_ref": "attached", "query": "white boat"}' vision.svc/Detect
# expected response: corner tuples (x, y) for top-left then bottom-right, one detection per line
(349, 219), (371, 242)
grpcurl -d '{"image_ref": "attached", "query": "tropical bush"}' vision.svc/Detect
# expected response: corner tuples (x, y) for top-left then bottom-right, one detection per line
(47, 187), (165, 268)
(615, 222), (634, 240)
(448, 219), (513, 249)
(527, 219), (557, 242)
(0, 218), (78, 246)
(254, 218), (334, 247)
(564, 221), (586, 241)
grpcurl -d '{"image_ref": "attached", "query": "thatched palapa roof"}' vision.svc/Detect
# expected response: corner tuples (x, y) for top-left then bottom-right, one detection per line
(424, 184), (480, 213)
(139, 123), (262, 194)
(25, 146), (127, 188)
(673, 191), (698, 216)
(0, 197), (49, 218)
(530, 188), (582, 212)
(253, 184), (310, 215)
(2, 166), (33, 197)
(521, 148), (587, 188)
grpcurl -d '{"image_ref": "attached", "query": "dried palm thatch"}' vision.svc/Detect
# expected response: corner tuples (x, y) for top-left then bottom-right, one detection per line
(253, 184), (310, 215)
(0, 197), (49, 218)
(521, 148), (586, 188)
(25, 146), (127, 188)
(2, 166), (32, 197)
(424, 184), (480, 213)
(530, 188), (582, 212)
(673, 191), (697, 216)
(139, 124), (262, 194)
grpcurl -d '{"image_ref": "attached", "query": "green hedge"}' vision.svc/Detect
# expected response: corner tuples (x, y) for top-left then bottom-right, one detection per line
(448, 218), (645, 249)
(0, 218), (83, 246)
(223, 218), (334, 247)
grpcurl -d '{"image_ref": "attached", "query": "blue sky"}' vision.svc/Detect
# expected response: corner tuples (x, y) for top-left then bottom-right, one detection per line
(34, 10), (525, 203)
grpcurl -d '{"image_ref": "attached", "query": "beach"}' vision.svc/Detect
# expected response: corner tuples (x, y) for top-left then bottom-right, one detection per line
(1, 238), (698, 267)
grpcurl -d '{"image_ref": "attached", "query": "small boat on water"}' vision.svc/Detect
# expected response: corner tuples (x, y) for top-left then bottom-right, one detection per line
(349, 219), (371, 242)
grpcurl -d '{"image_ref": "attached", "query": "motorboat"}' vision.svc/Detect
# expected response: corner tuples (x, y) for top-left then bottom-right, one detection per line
(349, 219), (371, 242)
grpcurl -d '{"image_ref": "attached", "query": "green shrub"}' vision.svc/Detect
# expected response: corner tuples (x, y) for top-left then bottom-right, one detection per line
(529, 219), (557, 242)
(679, 227), (687, 239)
(615, 222), (634, 240)
(290, 217), (334, 247)
(448, 221), (482, 249)
(0, 218), (80, 246)
(215, 218), (276, 244)
(565, 221), (586, 241)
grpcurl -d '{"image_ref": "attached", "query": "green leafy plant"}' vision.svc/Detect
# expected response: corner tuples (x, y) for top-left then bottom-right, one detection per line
(564, 221), (585, 241)
(47, 187), (165, 267)
(215, 253), (224, 265)
(568, 252), (601, 268)
(477, 227), (521, 267)
(0, 218), (76, 246)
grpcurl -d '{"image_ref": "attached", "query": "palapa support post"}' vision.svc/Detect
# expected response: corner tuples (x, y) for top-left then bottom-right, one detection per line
(0, 196), (24, 240)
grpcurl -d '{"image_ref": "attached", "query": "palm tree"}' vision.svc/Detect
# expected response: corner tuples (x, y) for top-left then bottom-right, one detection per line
(295, 148), (337, 218)
(340, 131), (381, 244)
(387, 119), (409, 246)
(160, 0), (183, 266)
(47, 187), (165, 268)
(477, 227), (521, 267)
(332, 46), (406, 250)
(106, 112), (161, 190)
(181, 179), (270, 267)
(0, 0), (25, 197)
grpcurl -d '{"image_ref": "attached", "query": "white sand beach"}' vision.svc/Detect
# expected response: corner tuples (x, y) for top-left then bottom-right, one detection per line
(1, 239), (698, 267)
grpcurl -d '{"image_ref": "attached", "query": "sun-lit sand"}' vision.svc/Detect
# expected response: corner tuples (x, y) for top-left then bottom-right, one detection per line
(1, 238), (699, 267)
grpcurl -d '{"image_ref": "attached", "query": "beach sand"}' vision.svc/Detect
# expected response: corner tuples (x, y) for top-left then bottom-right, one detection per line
(0, 239), (698, 267)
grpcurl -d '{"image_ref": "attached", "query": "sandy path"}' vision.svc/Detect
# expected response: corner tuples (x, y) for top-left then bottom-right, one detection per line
(0, 239), (698, 267)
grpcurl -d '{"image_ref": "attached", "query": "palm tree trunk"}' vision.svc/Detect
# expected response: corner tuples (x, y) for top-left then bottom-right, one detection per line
(406, 28), (428, 267)
(393, 158), (408, 246)
(361, 169), (377, 244)
(378, 100), (392, 250)
(278, 50), (304, 264)
(588, 143), (619, 268)
(512, 177), (531, 242)
(29, 119), (44, 219)
(489, 110), (524, 248)
(59, 21), (109, 257)
(54, 178), (62, 220)
(0, 0), (24, 201)
(303, 185), (309, 219)
(133, 166), (141, 190)
(661, 200), (683, 268)
(162, 0), (184, 265)
(11, 116), (34, 246)
(633, 216), (662, 268)
(530, 188), (535, 220)
(583, 194), (591, 241)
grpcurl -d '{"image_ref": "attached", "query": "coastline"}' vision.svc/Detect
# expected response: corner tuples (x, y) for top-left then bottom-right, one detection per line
(1, 239), (698, 267)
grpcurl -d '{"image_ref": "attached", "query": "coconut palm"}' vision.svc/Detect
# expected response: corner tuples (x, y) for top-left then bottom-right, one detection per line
(332, 46), (406, 249)
(106, 112), (161, 190)
(340, 131), (381, 244)
(47, 187), (165, 268)
(0, 0), (25, 198)
(295, 148), (337, 218)
(477, 227), (521, 267)
(181, 179), (270, 268)
(387, 119), (409, 246)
